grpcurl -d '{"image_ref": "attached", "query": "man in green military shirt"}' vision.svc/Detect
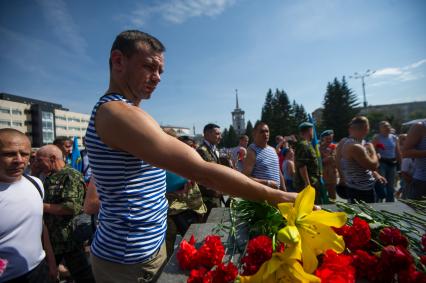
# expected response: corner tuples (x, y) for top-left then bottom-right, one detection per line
(294, 122), (322, 204)
(196, 123), (223, 218)
(33, 144), (95, 283)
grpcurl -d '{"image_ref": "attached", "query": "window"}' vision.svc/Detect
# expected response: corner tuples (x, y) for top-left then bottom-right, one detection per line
(12, 121), (22, 127)
(12, 109), (22, 115)
(42, 111), (54, 143)
(57, 125), (67, 130)
(0, 107), (10, 114)
(56, 116), (67, 121)
(0, 120), (11, 126)
(68, 117), (81, 122)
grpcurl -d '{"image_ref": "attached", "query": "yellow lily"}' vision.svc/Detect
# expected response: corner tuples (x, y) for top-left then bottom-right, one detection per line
(238, 246), (320, 283)
(277, 185), (347, 273)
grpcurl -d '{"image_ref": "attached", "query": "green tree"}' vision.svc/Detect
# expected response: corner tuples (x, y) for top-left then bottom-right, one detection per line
(220, 128), (229, 148)
(290, 100), (308, 133)
(270, 89), (293, 141)
(227, 125), (238, 147)
(322, 77), (359, 140)
(245, 120), (254, 143)
(261, 89), (274, 125)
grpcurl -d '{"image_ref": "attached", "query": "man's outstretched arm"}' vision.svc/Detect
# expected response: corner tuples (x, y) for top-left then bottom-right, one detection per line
(95, 101), (297, 205)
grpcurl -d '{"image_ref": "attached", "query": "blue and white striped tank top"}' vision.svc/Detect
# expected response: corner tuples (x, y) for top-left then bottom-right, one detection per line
(248, 144), (281, 187)
(413, 122), (426, 181)
(341, 138), (375, 190)
(85, 94), (168, 264)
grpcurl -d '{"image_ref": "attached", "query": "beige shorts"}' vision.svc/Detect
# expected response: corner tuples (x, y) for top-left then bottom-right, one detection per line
(91, 242), (167, 283)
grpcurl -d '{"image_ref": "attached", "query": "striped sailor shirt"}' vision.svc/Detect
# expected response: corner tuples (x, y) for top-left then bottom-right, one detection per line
(85, 94), (168, 264)
(248, 143), (281, 187)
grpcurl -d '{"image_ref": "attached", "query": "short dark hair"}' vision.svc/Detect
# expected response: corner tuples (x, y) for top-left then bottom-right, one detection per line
(109, 30), (166, 70)
(349, 116), (369, 129)
(254, 121), (268, 131)
(53, 136), (71, 146)
(239, 135), (249, 140)
(203, 123), (220, 134)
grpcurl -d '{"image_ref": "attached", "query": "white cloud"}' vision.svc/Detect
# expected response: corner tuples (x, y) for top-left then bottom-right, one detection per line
(128, 0), (237, 25)
(371, 59), (426, 85)
(374, 67), (402, 76)
(35, 0), (87, 56)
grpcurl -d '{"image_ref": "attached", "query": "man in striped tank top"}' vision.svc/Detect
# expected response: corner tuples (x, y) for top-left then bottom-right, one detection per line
(402, 121), (426, 199)
(86, 30), (298, 283)
(242, 122), (286, 191)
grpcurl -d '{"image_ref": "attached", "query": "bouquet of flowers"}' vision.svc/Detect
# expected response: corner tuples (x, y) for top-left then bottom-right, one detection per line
(176, 186), (426, 282)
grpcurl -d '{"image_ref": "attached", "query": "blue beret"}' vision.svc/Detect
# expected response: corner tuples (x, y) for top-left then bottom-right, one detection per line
(320, 130), (334, 138)
(298, 122), (313, 130)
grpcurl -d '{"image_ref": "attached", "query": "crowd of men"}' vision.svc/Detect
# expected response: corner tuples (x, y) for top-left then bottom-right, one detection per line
(1, 29), (425, 283)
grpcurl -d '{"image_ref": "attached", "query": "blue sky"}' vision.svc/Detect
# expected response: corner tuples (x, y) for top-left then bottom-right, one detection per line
(1, 0), (425, 134)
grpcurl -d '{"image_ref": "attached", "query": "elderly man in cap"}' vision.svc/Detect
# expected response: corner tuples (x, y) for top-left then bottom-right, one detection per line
(294, 122), (321, 203)
(320, 130), (338, 202)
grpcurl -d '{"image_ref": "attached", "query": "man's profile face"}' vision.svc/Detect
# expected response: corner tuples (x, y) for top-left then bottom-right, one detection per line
(121, 45), (164, 101)
(0, 135), (31, 183)
(323, 134), (333, 144)
(379, 123), (391, 135)
(62, 140), (73, 156)
(205, 128), (221, 145)
(33, 152), (52, 175)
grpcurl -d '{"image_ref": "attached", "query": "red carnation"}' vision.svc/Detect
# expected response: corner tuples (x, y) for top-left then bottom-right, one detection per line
(204, 262), (238, 283)
(196, 235), (225, 269)
(379, 227), (409, 248)
(397, 264), (426, 283)
(421, 255), (426, 266)
(375, 143), (385, 150)
(333, 224), (351, 237)
(351, 250), (378, 280)
(187, 267), (209, 283)
(370, 245), (415, 282)
(177, 237), (198, 270)
(340, 217), (371, 251)
(380, 245), (413, 272)
(240, 235), (273, 275)
(315, 250), (355, 283)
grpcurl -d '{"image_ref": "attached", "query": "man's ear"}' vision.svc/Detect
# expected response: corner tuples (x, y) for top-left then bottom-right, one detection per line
(49, 155), (56, 163)
(110, 50), (125, 73)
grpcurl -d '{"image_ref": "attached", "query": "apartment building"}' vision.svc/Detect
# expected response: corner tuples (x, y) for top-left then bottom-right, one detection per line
(0, 92), (89, 148)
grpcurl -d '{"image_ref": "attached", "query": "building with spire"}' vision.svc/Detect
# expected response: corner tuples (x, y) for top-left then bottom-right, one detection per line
(231, 89), (246, 135)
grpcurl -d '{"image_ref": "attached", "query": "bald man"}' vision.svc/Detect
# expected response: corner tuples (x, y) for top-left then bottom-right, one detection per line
(0, 128), (57, 282)
(33, 145), (95, 283)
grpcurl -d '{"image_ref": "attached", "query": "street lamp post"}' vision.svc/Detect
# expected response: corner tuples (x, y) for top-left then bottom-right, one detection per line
(349, 69), (375, 108)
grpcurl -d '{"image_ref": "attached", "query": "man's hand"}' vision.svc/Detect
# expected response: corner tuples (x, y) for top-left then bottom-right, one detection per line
(374, 173), (387, 184)
(267, 180), (279, 189)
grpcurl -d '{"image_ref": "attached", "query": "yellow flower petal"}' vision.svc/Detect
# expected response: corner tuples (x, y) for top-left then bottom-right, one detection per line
(286, 259), (321, 283)
(277, 225), (301, 244)
(303, 210), (347, 228)
(294, 185), (315, 219)
(277, 203), (294, 221)
(299, 223), (346, 272)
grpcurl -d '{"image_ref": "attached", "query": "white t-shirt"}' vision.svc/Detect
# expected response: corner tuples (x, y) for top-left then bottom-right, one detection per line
(0, 176), (45, 281)
(401, 158), (415, 176)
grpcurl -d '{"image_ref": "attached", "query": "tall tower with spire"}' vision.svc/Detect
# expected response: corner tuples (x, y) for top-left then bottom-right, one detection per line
(231, 89), (245, 135)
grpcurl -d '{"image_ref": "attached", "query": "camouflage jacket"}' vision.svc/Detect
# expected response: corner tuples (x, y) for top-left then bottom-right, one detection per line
(166, 182), (207, 216)
(294, 140), (321, 190)
(43, 166), (86, 254)
(196, 142), (222, 199)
